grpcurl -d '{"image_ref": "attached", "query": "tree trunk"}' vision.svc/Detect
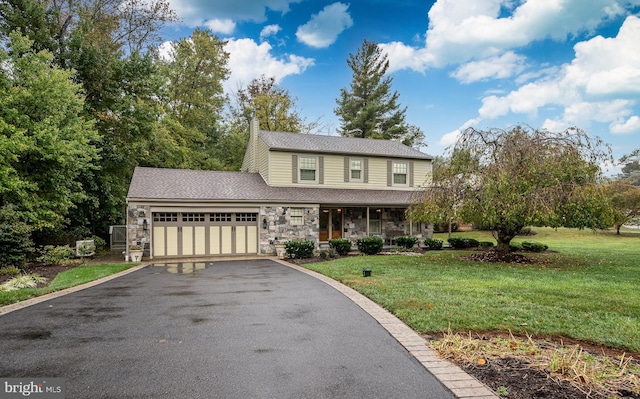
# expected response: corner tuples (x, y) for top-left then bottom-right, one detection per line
(493, 228), (519, 255)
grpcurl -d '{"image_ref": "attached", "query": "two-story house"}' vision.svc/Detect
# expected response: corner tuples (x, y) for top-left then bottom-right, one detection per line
(125, 117), (433, 259)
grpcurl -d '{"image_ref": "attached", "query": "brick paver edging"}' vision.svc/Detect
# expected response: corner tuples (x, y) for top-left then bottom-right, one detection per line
(278, 260), (499, 399)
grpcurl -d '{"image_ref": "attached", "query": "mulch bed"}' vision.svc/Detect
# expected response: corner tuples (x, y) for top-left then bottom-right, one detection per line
(459, 356), (601, 399)
(0, 263), (79, 287)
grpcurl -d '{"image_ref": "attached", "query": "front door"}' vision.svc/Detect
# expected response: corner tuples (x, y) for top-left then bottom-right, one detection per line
(319, 208), (343, 241)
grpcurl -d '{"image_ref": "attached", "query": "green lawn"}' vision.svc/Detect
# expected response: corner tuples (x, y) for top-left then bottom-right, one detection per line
(303, 228), (640, 352)
(0, 264), (136, 306)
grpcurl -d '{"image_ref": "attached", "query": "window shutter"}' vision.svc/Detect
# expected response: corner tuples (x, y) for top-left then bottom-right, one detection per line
(409, 161), (414, 187)
(387, 160), (392, 187)
(319, 156), (324, 184)
(363, 158), (369, 183)
(292, 155), (298, 183)
(344, 157), (349, 182)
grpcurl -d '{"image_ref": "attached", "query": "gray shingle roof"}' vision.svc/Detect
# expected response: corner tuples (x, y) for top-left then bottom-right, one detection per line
(259, 130), (432, 160)
(127, 167), (422, 205)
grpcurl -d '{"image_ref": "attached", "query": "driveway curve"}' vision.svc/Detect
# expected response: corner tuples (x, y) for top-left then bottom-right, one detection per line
(0, 259), (455, 398)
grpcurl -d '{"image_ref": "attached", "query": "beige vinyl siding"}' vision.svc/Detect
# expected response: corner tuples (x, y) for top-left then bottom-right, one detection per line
(269, 151), (296, 186)
(268, 150), (431, 190)
(413, 160), (432, 187)
(256, 139), (270, 183)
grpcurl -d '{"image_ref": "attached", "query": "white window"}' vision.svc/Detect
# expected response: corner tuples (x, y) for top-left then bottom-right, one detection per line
(290, 208), (304, 225)
(393, 162), (408, 185)
(299, 156), (317, 182)
(350, 159), (362, 181)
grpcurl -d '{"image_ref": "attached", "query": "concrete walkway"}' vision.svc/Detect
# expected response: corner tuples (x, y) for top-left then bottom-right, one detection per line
(1, 257), (497, 398)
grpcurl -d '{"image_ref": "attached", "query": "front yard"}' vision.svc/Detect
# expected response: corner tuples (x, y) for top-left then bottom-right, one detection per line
(301, 227), (640, 398)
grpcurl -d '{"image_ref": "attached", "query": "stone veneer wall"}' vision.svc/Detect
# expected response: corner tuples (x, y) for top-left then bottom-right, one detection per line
(127, 204), (151, 255)
(344, 207), (368, 239)
(260, 206), (320, 254)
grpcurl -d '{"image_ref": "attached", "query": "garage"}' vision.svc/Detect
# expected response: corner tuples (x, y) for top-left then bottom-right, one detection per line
(152, 211), (258, 258)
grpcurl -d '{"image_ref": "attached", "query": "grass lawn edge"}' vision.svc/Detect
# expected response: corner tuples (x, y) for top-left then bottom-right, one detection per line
(0, 263), (147, 316)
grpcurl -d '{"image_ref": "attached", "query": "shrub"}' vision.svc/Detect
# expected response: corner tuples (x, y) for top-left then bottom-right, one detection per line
(284, 240), (315, 259)
(329, 238), (352, 256)
(509, 242), (523, 252)
(448, 237), (480, 249)
(0, 266), (21, 276)
(393, 235), (418, 249)
(37, 245), (75, 265)
(86, 235), (106, 251)
(0, 205), (34, 268)
(521, 241), (548, 252)
(479, 241), (495, 247)
(423, 238), (443, 250)
(0, 274), (47, 291)
(356, 236), (384, 255)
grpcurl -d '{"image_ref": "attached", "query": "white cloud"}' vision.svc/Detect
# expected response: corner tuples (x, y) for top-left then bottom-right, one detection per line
(382, 0), (639, 72)
(168, 0), (302, 27)
(224, 38), (314, 92)
(296, 2), (353, 48)
(611, 115), (640, 134)
(478, 15), (640, 135)
(204, 18), (236, 34)
(451, 51), (526, 83)
(379, 42), (433, 73)
(438, 118), (482, 146)
(565, 15), (640, 99)
(260, 24), (281, 40)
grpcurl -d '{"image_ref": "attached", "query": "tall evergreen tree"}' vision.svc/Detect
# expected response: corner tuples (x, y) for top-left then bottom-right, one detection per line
(335, 39), (413, 143)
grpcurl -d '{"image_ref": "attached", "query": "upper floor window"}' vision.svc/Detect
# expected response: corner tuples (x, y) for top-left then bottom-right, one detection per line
(350, 159), (362, 181)
(393, 162), (408, 185)
(299, 156), (317, 182)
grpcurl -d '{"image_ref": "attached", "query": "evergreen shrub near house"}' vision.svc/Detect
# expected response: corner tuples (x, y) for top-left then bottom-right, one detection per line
(448, 237), (480, 249)
(356, 236), (384, 255)
(521, 241), (548, 252)
(479, 241), (495, 247)
(329, 238), (352, 256)
(423, 238), (443, 250)
(284, 240), (315, 259)
(393, 235), (418, 249)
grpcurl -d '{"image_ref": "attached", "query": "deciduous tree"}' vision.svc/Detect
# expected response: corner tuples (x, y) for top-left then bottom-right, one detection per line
(408, 126), (613, 256)
(0, 32), (99, 231)
(606, 179), (640, 234)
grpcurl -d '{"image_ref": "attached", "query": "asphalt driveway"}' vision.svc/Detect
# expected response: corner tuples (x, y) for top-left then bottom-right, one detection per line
(0, 259), (454, 398)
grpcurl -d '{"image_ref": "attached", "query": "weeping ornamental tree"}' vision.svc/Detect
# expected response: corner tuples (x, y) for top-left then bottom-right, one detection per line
(408, 126), (614, 255)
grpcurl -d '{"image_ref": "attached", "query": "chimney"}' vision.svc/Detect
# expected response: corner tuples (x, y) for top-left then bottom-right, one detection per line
(249, 111), (260, 173)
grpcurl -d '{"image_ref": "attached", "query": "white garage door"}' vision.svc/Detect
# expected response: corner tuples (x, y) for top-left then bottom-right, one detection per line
(152, 212), (258, 258)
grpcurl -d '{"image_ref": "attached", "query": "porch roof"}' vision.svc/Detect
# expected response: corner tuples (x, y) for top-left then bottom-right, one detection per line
(127, 167), (423, 206)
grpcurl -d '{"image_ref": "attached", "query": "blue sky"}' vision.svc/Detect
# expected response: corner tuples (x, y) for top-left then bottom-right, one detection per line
(161, 0), (640, 170)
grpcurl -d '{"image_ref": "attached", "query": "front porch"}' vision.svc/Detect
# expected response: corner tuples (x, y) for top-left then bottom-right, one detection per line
(319, 207), (429, 244)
